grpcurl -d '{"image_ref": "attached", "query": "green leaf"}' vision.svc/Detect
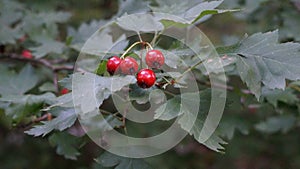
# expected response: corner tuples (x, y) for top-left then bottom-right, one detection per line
(0, 0), (23, 45)
(0, 26), (22, 45)
(178, 90), (227, 152)
(152, 0), (236, 24)
(96, 60), (108, 76)
(188, 115), (227, 152)
(218, 115), (249, 140)
(262, 88), (298, 108)
(50, 73), (136, 113)
(281, 9), (300, 41)
(0, 91), (55, 121)
(67, 20), (108, 44)
(154, 95), (182, 120)
(38, 12), (71, 24)
(48, 93), (74, 108)
(80, 113), (123, 136)
(58, 76), (72, 90)
(116, 0), (151, 16)
(95, 152), (153, 169)
(0, 0), (23, 25)
(49, 132), (83, 160)
(39, 82), (57, 92)
(255, 115), (297, 134)
(0, 92), (55, 105)
(25, 108), (77, 137)
(154, 89), (230, 152)
(159, 49), (183, 69)
(29, 35), (65, 58)
(80, 28), (128, 56)
(116, 13), (164, 32)
(0, 64), (39, 95)
(129, 84), (152, 104)
(221, 0), (268, 19)
(21, 11), (70, 38)
(220, 30), (300, 99)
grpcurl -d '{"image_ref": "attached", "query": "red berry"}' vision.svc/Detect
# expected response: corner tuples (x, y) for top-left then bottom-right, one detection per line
(106, 56), (121, 75)
(60, 88), (69, 95)
(136, 69), (156, 88)
(22, 50), (33, 59)
(145, 50), (165, 69)
(119, 57), (139, 75)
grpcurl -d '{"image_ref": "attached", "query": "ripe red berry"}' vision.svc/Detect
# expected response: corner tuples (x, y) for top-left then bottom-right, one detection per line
(119, 57), (139, 75)
(145, 50), (165, 69)
(106, 56), (122, 75)
(136, 69), (156, 88)
(22, 50), (33, 59)
(60, 88), (69, 95)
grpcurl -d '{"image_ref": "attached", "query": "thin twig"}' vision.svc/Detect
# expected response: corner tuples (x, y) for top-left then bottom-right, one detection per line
(18, 113), (52, 130)
(0, 53), (75, 71)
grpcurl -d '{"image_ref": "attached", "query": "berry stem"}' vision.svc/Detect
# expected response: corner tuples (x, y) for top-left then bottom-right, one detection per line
(120, 41), (153, 59)
(137, 32), (143, 42)
(175, 59), (205, 82)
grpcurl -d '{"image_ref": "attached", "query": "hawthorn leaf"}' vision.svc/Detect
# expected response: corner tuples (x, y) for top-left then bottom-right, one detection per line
(95, 152), (153, 169)
(39, 82), (57, 92)
(219, 30), (300, 99)
(188, 115), (227, 152)
(152, 0), (236, 24)
(21, 11), (70, 39)
(255, 115), (296, 134)
(29, 36), (65, 58)
(261, 88), (298, 108)
(0, 26), (22, 45)
(116, 13), (164, 32)
(177, 90), (227, 152)
(96, 60), (108, 76)
(58, 75), (72, 90)
(67, 20), (108, 45)
(159, 49), (183, 69)
(281, 9), (300, 41)
(116, 0), (151, 16)
(80, 28), (128, 56)
(154, 95), (182, 120)
(0, 92), (55, 105)
(0, 0), (23, 25)
(49, 132), (83, 160)
(38, 12), (71, 24)
(129, 84), (152, 104)
(49, 93), (74, 108)
(0, 0), (23, 44)
(25, 108), (77, 137)
(72, 72), (136, 113)
(49, 73), (116, 110)
(79, 112), (123, 136)
(154, 89), (227, 152)
(221, 0), (268, 19)
(0, 64), (39, 95)
(4, 103), (44, 122)
(218, 115), (249, 140)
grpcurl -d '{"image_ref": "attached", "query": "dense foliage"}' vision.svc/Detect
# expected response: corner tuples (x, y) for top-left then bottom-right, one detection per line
(1, 0), (300, 168)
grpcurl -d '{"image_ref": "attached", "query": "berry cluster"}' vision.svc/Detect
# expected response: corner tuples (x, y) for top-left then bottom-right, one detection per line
(106, 48), (165, 89)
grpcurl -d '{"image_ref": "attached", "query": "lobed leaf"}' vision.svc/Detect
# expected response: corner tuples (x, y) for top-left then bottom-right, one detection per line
(255, 115), (297, 134)
(219, 30), (300, 99)
(49, 132), (83, 160)
(25, 108), (77, 137)
(95, 152), (153, 169)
